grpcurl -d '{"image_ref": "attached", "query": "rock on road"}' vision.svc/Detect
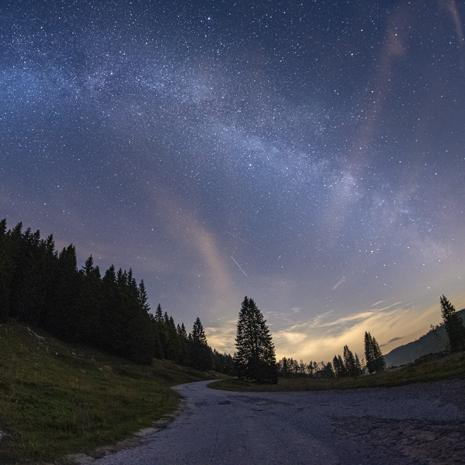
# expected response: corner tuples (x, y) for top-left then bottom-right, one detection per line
(93, 379), (465, 465)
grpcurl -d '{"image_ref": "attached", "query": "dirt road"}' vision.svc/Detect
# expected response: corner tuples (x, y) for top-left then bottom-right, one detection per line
(92, 379), (465, 465)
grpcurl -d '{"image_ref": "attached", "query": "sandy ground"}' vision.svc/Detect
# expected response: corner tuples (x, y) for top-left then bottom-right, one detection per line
(91, 378), (465, 465)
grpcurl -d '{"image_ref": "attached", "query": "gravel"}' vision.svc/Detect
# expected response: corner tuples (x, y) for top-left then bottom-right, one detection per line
(91, 378), (465, 465)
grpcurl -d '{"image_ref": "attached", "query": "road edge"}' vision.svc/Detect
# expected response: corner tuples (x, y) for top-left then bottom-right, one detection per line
(63, 395), (187, 465)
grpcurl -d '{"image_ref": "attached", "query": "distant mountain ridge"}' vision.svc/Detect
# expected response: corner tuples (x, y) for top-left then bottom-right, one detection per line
(384, 309), (465, 367)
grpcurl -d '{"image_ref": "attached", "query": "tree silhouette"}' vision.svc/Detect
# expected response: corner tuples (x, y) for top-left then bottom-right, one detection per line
(0, 218), (233, 372)
(234, 296), (277, 383)
(343, 345), (361, 377)
(364, 332), (385, 373)
(190, 317), (213, 370)
(441, 295), (465, 352)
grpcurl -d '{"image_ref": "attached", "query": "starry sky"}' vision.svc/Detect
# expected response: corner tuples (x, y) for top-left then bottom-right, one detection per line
(1, 0), (465, 361)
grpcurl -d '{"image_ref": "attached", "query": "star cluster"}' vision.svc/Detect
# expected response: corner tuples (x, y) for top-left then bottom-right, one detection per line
(1, 0), (465, 360)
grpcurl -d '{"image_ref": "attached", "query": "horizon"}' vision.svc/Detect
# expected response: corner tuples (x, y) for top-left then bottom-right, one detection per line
(2, 0), (465, 362)
(3, 216), (463, 362)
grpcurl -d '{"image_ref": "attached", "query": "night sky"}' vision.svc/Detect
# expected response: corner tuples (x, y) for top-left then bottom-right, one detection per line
(2, 0), (465, 361)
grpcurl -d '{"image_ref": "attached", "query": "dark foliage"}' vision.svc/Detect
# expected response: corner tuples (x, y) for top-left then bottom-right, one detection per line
(277, 358), (336, 379)
(0, 219), (232, 371)
(364, 332), (385, 373)
(343, 345), (362, 377)
(329, 345), (362, 378)
(277, 357), (310, 377)
(189, 317), (213, 371)
(332, 355), (347, 377)
(440, 295), (465, 353)
(234, 296), (277, 383)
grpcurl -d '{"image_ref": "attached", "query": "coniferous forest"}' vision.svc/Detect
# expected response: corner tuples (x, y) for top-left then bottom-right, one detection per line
(0, 219), (234, 373)
(2, 219), (464, 383)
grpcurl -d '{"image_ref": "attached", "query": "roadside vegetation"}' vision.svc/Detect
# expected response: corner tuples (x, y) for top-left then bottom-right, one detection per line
(216, 294), (465, 392)
(0, 323), (213, 463)
(210, 350), (465, 391)
(2, 219), (465, 459)
(0, 219), (234, 373)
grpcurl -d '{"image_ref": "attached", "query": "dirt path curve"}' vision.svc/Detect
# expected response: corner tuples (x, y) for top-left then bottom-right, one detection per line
(93, 378), (465, 465)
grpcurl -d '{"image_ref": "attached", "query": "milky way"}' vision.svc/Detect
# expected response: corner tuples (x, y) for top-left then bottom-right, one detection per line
(1, 1), (465, 360)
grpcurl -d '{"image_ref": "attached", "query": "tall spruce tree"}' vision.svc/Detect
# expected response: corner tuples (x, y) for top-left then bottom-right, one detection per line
(138, 280), (150, 313)
(364, 332), (376, 373)
(190, 317), (213, 370)
(343, 345), (360, 377)
(0, 219), (10, 321)
(75, 256), (101, 344)
(337, 355), (346, 376)
(440, 295), (465, 352)
(371, 336), (385, 372)
(333, 355), (344, 377)
(365, 331), (385, 373)
(234, 296), (277, 383)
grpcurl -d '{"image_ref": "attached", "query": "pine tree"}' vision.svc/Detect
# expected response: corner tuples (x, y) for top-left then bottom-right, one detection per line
(178, 322), (188, 339)
(365, 331), (385, 372)
(47, 245), (79, 339)
(75, 255), (101, 344)
(234, 296), (277, 383)
(0, 219), (10, 322)
(307, 361), (317, 377)
(165, 315), (181, 360)
(371, 336), (385, 372)
(336, 355), (346, 376)
(192, 317), (208, 345)
(332, 355), (342, 377)
(355, 353), (362, 374)
(138, 280), (150, 313)
(343, 345), (360, 377)
(155, 304), (163, 322)
(365, 332), (386, 373)
(190, 317), (213, 370)
(322, 362), (335, 378)
(364, 332), (375, 373)
(441, 295), (465, 353)
(153, 304), (168, 358)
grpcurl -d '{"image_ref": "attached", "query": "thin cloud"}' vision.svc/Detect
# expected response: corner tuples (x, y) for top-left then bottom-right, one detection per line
(445, 0), (464, 46)
(205, 300), (447, 362)
(381, 336), (404, 347)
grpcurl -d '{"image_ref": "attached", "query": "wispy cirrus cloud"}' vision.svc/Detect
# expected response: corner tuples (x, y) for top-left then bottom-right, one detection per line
(205, 299), (446, 362)
(272, 301), (442, 362)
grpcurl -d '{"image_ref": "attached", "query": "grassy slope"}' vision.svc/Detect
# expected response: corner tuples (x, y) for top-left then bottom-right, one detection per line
(0, 323), (210, 463)
(210, 351), (465, 392)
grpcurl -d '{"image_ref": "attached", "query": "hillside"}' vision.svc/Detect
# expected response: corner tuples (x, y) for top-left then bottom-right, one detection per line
(384, 309), (465, 367)
(0, 323), (212, 463)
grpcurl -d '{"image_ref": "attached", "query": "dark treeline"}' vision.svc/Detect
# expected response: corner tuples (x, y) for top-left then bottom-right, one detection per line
(3, 218), (463, 381)
(0, 219), (234, 373)
(440, 295), (465, 353)
(278, 334), (384, 379)
(232, 296), (388, 383)
(277, 294), (465, 380)
(277, 358), (334, 378)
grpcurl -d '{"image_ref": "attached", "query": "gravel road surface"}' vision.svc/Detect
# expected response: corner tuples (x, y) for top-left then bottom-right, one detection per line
(92, 379), (465, 465)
